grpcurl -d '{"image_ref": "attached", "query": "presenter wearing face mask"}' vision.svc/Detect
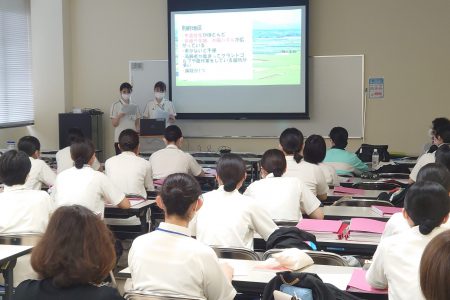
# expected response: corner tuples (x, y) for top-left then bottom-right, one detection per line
(143, 81), (176, 125)
(110, 82), (141, 155)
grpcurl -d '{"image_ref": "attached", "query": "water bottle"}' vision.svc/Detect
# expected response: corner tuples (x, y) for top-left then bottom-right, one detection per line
(6, 140), (16, 150)
(372, 149), (380, 170)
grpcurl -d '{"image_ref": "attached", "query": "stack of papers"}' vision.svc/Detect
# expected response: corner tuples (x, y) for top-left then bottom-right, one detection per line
(371, 205), (402, 216)
(347, 269), (388, 294)
(296, 219), (348, 240)
(347, 218), (386, 242)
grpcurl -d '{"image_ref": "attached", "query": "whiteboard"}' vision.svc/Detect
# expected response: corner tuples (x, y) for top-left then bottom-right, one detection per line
(129, 55), (364, 138)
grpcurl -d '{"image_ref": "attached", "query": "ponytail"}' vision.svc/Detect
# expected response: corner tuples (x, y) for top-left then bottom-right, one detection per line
(161, 173), (201, 218)
(74, 158), (85, 169)
(261, 149), (287, 177)
(419, 219), (441, 235)
(279, 128), (304, 164)
(70, 138), (95, 169)
(293, 152), (303, 164)
(217, 153), (246, 192)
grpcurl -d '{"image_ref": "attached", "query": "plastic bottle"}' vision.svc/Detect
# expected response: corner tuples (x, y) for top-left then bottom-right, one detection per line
(372, 149), (379, 170)
(6, 140), (15, 150)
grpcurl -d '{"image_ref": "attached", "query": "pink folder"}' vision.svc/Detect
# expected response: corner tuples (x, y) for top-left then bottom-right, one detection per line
(333, 186), (365, 196)
(371, 205), (402, 216)
(347, 269), (388, 294)
(297, 219), (343, 233)
(349, 218), (386, 234)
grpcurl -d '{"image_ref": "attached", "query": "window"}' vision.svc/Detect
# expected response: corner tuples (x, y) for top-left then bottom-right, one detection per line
(0, 0), (33, 128)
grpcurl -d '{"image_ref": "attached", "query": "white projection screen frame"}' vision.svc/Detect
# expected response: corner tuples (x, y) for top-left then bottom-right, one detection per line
(129, 55), (365, 138)
(168, 0), (309, 119)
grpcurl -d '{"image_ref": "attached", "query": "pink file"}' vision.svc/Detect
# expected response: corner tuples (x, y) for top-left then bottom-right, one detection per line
(349, 218), (386, 234)
(296, 219), (343, 233)
(333, 186), (365, 195)
(347, 269), (388, 294)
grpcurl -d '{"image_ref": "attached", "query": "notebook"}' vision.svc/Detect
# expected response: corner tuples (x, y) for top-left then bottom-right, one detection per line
(371, 205), (402, 216)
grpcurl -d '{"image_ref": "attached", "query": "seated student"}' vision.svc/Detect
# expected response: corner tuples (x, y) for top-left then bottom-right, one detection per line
(244, 149), (323, 221)
(56, 127), (101, 173)
(279, 128), (329, 200)
(422, 117), (450, 154)
(420, 230), (450, 300)
(128, 173), (236, 300)
(18, 135), (56, 190)
(14, 205), (124, 300)
(381, 163), (450, 239)
(105, 129), (154, 197)
(323, 126), (369, 176)
(52, 139), (130, 218)
(366, 181), (450, 300)
(191, 153), (278, 249)
(436, 143), (450, 170)
(410, 124), (450, 183)
(303, 134), (339, 186)
(0, 150), (54, 285)
(149, 125), (204, 179)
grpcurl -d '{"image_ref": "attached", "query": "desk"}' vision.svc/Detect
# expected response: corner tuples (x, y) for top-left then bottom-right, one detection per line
(104, 200), (155, 239)
(0, 245), (32, 300)
(119, 259), (386, 299)
(321, 206), (390, 222)
(327, 189), (386, 202)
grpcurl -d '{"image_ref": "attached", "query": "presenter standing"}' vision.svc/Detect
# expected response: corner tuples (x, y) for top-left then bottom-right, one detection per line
(143, 81), (176, 125)
(110, 82), (140, 155)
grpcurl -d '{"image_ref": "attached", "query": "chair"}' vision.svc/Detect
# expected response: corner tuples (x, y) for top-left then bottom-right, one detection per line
(0, 233), (42, 246)
(332, 198), (394, 207)
(273, 220), (298, 227)
(124, 290), (200, 300)
(262, 249), (349, 266)
(211, 246), (260, 261)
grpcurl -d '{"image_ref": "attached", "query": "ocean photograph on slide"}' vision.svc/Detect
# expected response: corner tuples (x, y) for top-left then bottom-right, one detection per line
(174, 8), (302, 86)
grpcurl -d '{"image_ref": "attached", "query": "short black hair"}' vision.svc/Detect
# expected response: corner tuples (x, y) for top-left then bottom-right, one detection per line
(154, 81), (166, 92)
(164, 125), (183, 142)
(217, 153), (246, 192)
(303, 134), (326, 164)
(119, 82), (132, 92)
(279, 128), (304, 163)
(432, 117), (450, 132)
(160, 173), (202, 218)
(436, 144), (450, 172)
(18, 136), (41, 157)
(0, 150), (32, 186)
(417, 163), (450, 192)
(436, 124), (450, 143)
(119, 129), (139, 152)
(329, 127), (348, 149)
(404, 181), (450, 235)
(261, 149), (286, 177)
(67, 128), (84, 145)
(70, 139), (95, 169)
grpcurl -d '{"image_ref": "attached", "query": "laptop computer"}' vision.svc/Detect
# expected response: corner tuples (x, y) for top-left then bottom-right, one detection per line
(140, 119), (166, 136)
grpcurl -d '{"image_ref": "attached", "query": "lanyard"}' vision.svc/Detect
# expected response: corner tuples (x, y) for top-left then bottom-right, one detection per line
(155, 227), (189, 237)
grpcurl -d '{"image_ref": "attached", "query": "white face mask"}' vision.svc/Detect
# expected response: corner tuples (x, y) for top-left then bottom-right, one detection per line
(121, 93), (130, 101)
(428, 128), (434, 138)
(155, 92), (165, 100)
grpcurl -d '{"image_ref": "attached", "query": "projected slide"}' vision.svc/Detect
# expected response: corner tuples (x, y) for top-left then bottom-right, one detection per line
(174, 9), (301, 86)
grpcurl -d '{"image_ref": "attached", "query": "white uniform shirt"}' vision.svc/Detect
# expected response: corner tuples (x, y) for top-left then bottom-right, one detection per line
(24, 157), (56, 190)
(128, 222), (236, 300)
(191, 187), (278, 249)
(367, 226), (449, 300)
(52, 165), (124, 218)
(149, 145), (203, 179)
(319, 163), (339, 186)
(143, 99), (176, 120)
(0, 185), (53, 234)
(56, 146), (101, 173)
(284, 157), (329, 196)
(105, 151), (154, 198)
(409, 152), (435, 182)
(110, 99), (140, 142)
(244, 174), (321, 221)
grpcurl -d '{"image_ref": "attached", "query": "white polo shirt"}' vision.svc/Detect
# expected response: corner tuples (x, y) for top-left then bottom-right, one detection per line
(149, 145), (203, 179)
(191, 187), (278, 249)
(105, 151), (154, 198)
(0, 185), (53, 234)
(366, 226), (448, 300)
(128, 222), (236, 300)
(52, 165), (125, 218)
(409, 152), (435, 182)
(244, 174), (321, 221)
(319, 163), (339, 186)
(55, 146), (101, 174)
(143, 99), (176, 120)
(24, 157), (56, 190)
(110, 99), (140, 142)
(284, 156), (329, 196)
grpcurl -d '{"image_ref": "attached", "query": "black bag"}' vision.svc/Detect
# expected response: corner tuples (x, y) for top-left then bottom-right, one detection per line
(356, 144), (390, 162)
(266, 227), (316, 251)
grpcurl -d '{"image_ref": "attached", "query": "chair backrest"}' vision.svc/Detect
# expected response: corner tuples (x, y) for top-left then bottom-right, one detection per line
(124, 291), (200, 300)
(273, 220), (298, 226)
(0, 233), (42, 246)
(211, 246), (260, 261)
(262, 249), (348, 267)
(332, 199), (394, 207)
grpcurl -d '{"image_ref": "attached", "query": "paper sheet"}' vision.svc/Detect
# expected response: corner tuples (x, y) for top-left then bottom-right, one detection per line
(121, 104), (138, 115)
(318, 273), (352, 291)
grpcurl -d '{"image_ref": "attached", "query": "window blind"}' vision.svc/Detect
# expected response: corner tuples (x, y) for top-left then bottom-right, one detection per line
(0, 0), (33, 128)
